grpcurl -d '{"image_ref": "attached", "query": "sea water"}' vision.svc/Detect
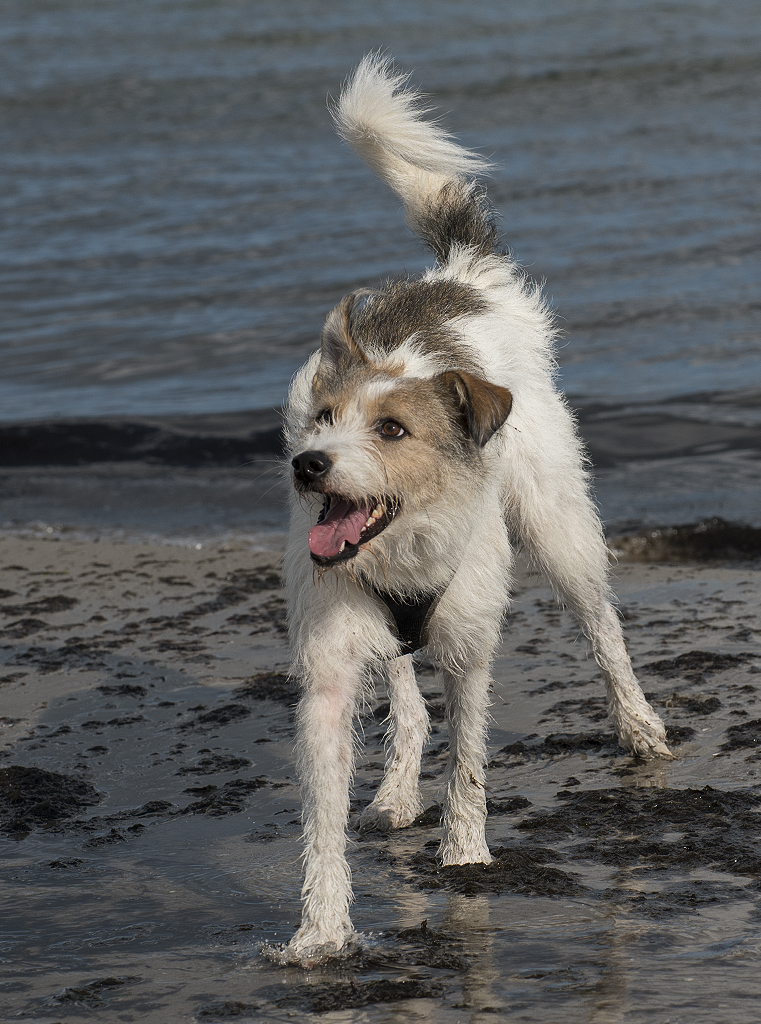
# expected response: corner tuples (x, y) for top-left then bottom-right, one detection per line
(1, 0), (759, 535)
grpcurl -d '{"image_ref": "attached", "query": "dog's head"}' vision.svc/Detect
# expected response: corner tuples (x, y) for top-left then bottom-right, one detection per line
(286, 281), (512, 572)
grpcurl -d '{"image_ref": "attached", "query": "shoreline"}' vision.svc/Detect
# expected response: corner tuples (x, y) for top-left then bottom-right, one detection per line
(1, 389), (759, 469)
(2, 513), (761, 563)
(0, 393), (759, 546)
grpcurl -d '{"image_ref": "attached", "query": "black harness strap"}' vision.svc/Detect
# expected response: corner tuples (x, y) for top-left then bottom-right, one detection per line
(371, 586), (445, 655)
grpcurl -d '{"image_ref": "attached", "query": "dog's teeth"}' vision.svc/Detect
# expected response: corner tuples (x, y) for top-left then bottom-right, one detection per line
(373, 504), (383, 517)
(365, 517), (374, 528)
(339, 541), (346, 553)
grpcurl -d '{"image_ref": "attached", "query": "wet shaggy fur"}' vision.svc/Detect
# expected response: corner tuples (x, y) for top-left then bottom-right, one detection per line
(279, 54), (672, 965)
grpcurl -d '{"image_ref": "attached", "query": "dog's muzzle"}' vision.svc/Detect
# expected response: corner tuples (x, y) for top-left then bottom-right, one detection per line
(291, 449), (398, 566)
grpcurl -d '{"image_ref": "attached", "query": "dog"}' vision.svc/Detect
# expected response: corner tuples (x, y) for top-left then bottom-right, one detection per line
(280, 54), (671, 963)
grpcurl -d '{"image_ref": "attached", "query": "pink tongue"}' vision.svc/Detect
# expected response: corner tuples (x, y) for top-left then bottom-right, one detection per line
(309, 500), (371, 558)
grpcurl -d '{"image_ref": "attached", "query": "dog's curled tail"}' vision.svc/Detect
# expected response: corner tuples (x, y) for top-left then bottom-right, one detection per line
(333, 53), (497, 261)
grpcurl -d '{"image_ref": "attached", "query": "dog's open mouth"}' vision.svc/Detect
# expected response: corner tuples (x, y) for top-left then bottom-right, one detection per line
(308, 496), (397, 565)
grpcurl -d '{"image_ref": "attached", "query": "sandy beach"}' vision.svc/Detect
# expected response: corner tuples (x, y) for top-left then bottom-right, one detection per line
(1, 532), (760, 1022)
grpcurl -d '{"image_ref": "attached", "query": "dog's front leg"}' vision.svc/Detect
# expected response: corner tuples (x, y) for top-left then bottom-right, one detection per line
(287, 657), (364, 959)
(439, 658), (493, 866)
(360, 654), (429, 831)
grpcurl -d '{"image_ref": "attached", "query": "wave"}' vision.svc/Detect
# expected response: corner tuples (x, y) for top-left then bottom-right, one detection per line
(610, 517), (761, 561)
(3, 391), (759, 470)
(0, 410), (284, 469)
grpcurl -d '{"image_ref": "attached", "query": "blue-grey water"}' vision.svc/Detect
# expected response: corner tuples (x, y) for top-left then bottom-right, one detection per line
(2, 0), (761, 539)
(3, 0), (761, 415)
(1, 0), (760, 536)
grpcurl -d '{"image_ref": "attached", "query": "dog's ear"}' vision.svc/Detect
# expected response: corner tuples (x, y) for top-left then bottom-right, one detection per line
(320, 292), (369, 368)
(439, 370), (513, 447)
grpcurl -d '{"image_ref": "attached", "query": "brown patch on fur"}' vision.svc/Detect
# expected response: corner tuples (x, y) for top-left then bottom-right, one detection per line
(305, 376), (478, 516)
(360, 378), (481, 508)
(320, 292), (371, 371)
(311, 361), (379, 415)
(371, 379), (466, 451)
(352, 279), (485, 361)
(439, 370), (513, 448)
(313, 279), (486, 399)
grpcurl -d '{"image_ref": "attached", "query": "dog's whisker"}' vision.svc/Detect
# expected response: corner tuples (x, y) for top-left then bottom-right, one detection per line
(251, 478), (287, 506)
(236, 457), (284, 469)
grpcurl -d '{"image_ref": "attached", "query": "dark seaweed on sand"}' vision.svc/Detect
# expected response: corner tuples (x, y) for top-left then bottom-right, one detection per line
(603, 879), (750, 919)
(184, 569), (282, 618)
(233, 671), (297, 703)
(0, 765), (101, 837)
(489, 728), (694, 767)
(661, 693), (722, 715)
(274, 977), (449, 1013)
(642, 650), (754, 681)
(53, 975), (142, 1007)
(489, 733), (617, 766)
(226, 595), (287, 635)
(197, 1000), (262, 1018)
(519, 786), (761, 876)
(175, 753), (252, 775)
(97, 683), (147, 697)
(612, 518), (761, 562)
(180, 703), (252, 730)
(182, 777), (268, 816)
(8, 636), (125, 674)
(2, 618), (50, 638)
(137, 568), (284, 643)
(411, 844), (586, 896)
(720, 719), (761, 751)
(0, 594), (78, 616)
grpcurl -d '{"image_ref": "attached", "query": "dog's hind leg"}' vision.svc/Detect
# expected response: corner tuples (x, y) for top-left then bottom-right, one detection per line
(568, 590), (670, 758)
(525, 540), (671, 758)
(582, 594), (673, 758)
(360, 654), (428, 831)
(505, 434), (672, 759)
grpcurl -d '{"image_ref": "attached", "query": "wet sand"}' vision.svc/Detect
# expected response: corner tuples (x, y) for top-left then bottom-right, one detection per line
(1, 533), (761, 1022)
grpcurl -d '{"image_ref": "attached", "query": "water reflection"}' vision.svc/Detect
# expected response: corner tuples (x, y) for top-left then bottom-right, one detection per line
(443, 895), (499, 1018)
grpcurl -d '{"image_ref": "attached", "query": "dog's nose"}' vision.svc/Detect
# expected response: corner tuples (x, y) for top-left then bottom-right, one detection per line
(291, 449), (332, 484)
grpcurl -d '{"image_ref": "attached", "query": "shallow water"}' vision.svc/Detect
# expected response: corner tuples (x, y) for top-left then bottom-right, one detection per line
(2, 0), (760, 535)
(2, 0), (760, 417)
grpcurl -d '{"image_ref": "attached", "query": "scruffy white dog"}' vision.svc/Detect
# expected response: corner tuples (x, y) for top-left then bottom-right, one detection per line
(281, 54), (671, 963)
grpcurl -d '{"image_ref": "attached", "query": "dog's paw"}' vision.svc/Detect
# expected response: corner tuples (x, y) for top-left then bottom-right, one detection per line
(614, 704), (675, 760)
(265, 923), (358, 968)
(437, 839), (493, 867)
(358, 796), (422, 832)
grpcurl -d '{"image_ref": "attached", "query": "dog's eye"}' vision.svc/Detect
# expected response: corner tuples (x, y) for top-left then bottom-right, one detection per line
(379, 420), (406, 439)
(316, 408), (333, 425)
